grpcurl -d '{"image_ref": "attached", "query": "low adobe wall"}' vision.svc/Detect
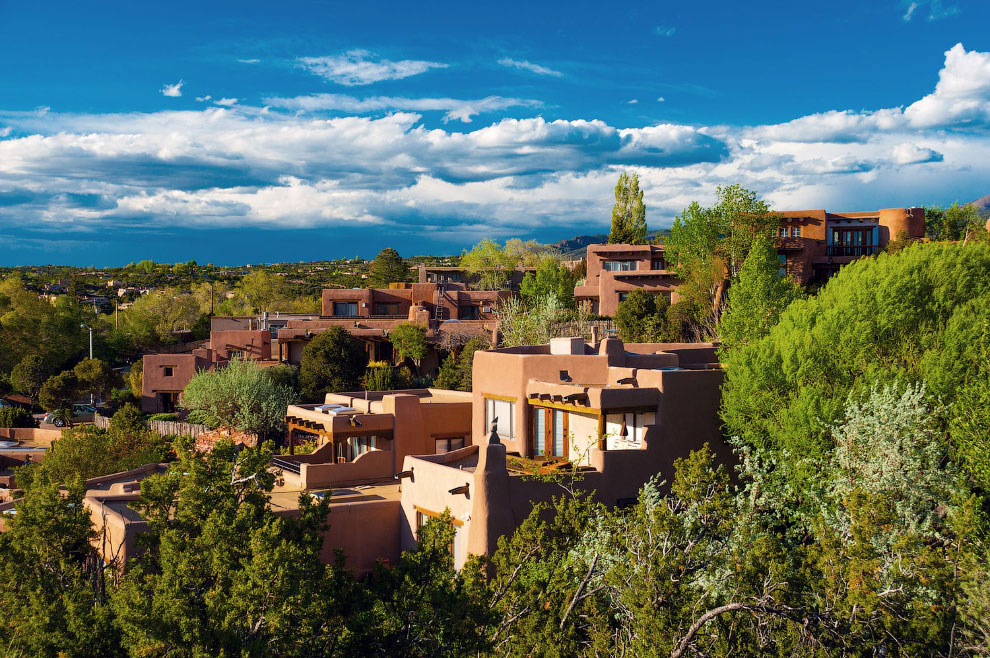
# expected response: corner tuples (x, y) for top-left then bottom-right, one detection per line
(0, 428), (62, 445)
(298, 449), (393, 488)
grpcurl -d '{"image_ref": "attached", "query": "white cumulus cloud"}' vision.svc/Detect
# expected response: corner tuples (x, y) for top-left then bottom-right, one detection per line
(160, 80), (184, 97)
(214, 98), (238, 107)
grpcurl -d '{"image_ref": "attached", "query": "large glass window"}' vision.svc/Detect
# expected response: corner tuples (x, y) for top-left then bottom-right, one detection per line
(485, 398), (515, 440)
(651, 258), (665, 270)
(333, 301), (358, 316)
(604, 412), (655, 450)
(602, 260), (637, 272)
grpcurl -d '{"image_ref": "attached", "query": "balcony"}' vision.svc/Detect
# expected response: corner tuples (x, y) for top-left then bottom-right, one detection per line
(826, 245), (878, 258)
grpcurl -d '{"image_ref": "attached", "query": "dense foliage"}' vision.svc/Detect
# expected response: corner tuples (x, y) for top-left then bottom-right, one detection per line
(367, 248), (411, 287)
(608, 171), (647, 244)
(181, 358), (298, 438)
(299, 326), (368, 401)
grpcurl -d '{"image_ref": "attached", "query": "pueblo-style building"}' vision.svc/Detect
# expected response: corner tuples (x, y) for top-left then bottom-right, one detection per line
(275, 282), (506, 367)
(140, 281), (505, 413)
(70, 336), (727, 576)
(574, 206), (926, 315)
(574, 243), (679, 316)
(398, 337), (726, 567)
(774, 207), (926, 283)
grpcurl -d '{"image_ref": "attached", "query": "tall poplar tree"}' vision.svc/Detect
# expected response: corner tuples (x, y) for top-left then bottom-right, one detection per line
(608, 172), (647, 244)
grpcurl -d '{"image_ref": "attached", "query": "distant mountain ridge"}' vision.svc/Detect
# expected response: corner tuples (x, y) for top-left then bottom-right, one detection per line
(967, 195), (990, 215)
(550, 229), (670, 259)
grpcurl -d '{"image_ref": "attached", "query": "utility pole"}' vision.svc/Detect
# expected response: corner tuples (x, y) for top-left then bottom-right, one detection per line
(80, 323), (94, 405)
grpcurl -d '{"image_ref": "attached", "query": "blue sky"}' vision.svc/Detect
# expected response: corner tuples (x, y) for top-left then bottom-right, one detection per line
(1, 0), (989, 265)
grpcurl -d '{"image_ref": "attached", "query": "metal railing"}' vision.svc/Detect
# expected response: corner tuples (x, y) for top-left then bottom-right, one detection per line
(827, 245), (878, 257)
(272, 456), (301, 474)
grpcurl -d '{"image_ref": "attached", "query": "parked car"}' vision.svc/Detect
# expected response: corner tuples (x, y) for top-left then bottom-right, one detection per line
(42, 404), (97, 427)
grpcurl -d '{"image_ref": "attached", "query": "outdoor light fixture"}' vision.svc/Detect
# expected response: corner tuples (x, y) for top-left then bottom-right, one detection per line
(348, 416), (362, 427)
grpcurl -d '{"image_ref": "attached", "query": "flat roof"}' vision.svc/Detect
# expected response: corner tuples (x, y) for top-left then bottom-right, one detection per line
(268, 480), (401, 512)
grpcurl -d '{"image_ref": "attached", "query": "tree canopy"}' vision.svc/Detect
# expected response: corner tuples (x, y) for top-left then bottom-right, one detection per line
(367, 248), (411, 287)
(608, 172), (647, 244)
(299, 327), (368, 401)
(180, 358), (298, 438)
(459, 239), (520, 290)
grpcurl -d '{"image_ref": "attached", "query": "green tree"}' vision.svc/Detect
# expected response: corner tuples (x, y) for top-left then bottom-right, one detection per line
(608, 171), (647, 244)
(11, 353), (48, 405)
(717, 233), (801, 354)
(460, 238), (520, 290)
(721, 240), (990, 497)
(520, 256), (577, 309)
(128, 359), (143, 396)
(614, 290), (671, 342)
(363, 513), (493, 656)
(367, 248), (410, 287)
(389, 322), (428, 373)
(0, 405), (36, 428)
(664, 185), (779, 336)
(180, 358), (297, 439)
(15, 406), (167, 490)
(435, 335), (488, 392)
(299, 326), (368, 401)
(113, 440), (354, 658)
(364, 361), (399, 391)
(0, 472), (121, 657)
(39, 370), (79, 413)
(74, 357), (115, 402)
(925, 202), (985, 242)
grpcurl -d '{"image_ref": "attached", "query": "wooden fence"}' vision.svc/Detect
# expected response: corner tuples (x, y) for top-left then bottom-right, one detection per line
(94, 414), (208, 438)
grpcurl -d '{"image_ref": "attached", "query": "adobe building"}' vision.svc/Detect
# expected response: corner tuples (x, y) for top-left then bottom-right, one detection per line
(72, 336), (728, 577)
(276, 282), (507, 370)
(774, 207), (925, 283)
(574, 243), (679, 316)
(398, 337), (728, 568)
(278, 388), (473, 490)
(141, 328), (277, 413)
(574, 207), (925, 316)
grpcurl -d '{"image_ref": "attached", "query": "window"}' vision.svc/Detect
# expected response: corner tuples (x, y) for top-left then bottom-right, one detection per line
(602, 260), (637, 272)
(374, 303), (400, 315)
(832, 228), (873, 246)
(618, 292), (629, 302)
(792, 226), (802, 237)
(604, 411), (655, 449)
(229, 349), (245, 360)
(333, 301), (358, 316)
(434, 436), (466, 454)
(651, 258), (665, 271)
(459, 305), (480, 320)
(485, 398), (515, 440)
(532, 406), (568, 458)
(348, 435), (376, 458)
(163, 366), (174, 377)
(778, 255), (787, 277)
